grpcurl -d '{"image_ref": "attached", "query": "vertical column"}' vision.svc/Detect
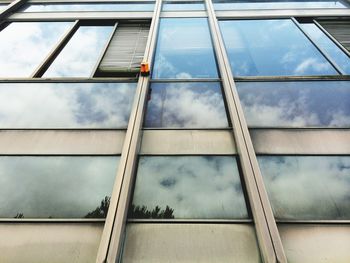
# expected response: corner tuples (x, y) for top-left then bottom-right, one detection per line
(204, 0), (287, 262)
(95, 0), (163, 262)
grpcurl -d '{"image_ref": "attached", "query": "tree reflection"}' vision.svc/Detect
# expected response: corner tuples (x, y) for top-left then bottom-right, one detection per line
(128, 204), (175, 219)
(14, 213), (24, 218)
(85, 196), (110, 218)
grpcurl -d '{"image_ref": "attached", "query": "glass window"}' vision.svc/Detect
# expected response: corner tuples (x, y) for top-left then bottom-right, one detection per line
(0, 22), (73, 78)
(213, 0), (349, 10)
(130, 156), (248, 219)
(219, 19), (338, 76)
(0, 82), (136, 128)
(144, 82), (229, 128)
(258, 156), (350, 220)
(43, 26), (113, 78)
(0, 156), (119, 218)
(22, 2), (155, 12)
(236, 81), (350, 127)
(300, 23), (350, 74)
(162, 1), (205, 11)
(153, 18), (218, 79)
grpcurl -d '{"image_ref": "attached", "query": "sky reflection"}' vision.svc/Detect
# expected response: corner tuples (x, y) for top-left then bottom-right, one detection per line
(237, 81), (350, 127)
(132, 156), (248, 219)
(258, 156), (350, 220)
(0, 156), (119, 218)
(219, 19), (338, 76)
(144, 82), (229, 128)
(0, 83), (136, 128)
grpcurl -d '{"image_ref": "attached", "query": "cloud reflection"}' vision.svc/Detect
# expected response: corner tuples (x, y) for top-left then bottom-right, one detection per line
(258, 156), (350, 220)
(132, 156), (248, 219)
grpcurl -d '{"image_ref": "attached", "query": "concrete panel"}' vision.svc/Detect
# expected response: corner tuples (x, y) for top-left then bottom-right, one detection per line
(141, 130), (236, 154)
(122, 223), (261, 263)
(250, 129), (350, 154)
(279, 224), (350, 263)
(0, 222), (104, 263)
(0, 130), (125, 154)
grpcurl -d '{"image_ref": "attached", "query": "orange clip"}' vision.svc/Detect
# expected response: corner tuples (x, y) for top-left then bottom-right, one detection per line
(140, 62), (150, 76)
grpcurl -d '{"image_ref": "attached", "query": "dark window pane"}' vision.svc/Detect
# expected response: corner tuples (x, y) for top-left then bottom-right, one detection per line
(0, 22), (73, 77)
(44, 26), (113, 77)
(130, 156), (248, 219)
(219, 19), (338, 76)
(144, 82), (229, 128)
(0, 83), (136, 128)
(153, 18), (218, 79)
(0, 156), (119, 218)
(22, 2), (155, 12)
(236, 81), (350, 127)
(258, 156), (350, 220)
(162, 1), (205, 11)
(213, 0), (348, 10)
(300, 23), (350, 74)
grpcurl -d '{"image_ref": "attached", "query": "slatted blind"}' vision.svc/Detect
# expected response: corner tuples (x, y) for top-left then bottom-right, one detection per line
(98, 23), (150, 76)
(318, 20), (350, 52)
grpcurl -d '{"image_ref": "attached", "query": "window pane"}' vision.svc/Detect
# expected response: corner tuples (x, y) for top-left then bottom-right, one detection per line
(213, 0), (348, 10)
(0, 22), (72, 77)
(153, 18), (218, 79)
(219, 19), (338, 76)
(0, 82), (136, 128)
(236, 81), (350, 127)
(162, 1), (205, 11)
(144, 82), (229, 128)
(130, 156), (248, 219)
(258, 156), (350, 220)
(300, 23), (350, 74)
(44, 26), (113, 77)
(22, 2), (155, 12)
(0, 156), (119, 218)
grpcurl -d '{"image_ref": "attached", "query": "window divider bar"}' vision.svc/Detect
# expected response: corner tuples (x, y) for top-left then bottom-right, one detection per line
(94, 1), (162, 262)
(31, 20), (80, 78)
(90, 21), (119, 78)
(205, 0), (287, 262)
(0, 0), (27, 20)
(291, 17), (345, 75)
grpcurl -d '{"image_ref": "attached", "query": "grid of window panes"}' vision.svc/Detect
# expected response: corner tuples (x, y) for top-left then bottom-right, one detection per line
(0, 0), (349, 263)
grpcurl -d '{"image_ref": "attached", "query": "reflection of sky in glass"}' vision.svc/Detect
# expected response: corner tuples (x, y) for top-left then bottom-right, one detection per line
(162, 2), (205, 11)
(132, 156), (248, 219)
(258, 156), (350, 220)
(0, 83), (136, 128)
(153, 18), (218, 79)
(219, 19), (338, 76)
(22, 3), (155, 12)
(213, 0), (348, 10)
(44, 26), (113, 77)
(300, 23), (350, 74)
(0, 22), (72, 77)
(237, 81), (350, 127)
(144, 82), (229, 128)
(0, 156), (119, 218)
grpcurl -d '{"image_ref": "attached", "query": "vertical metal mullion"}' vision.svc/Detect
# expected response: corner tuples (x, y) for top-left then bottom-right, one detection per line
(205, 0), (287, 262)
(95, 0), (162, 262)
(291, 17), (345, 75)
(31, 20), (79, 78)
(90, 21), (119, 78)
(0, 0), (27, 20)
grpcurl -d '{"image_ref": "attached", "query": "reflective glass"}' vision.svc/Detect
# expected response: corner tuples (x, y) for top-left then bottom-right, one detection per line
(258, 156), (350, 220)
(0, 22), (72, 78)
(153, 18), (218, 79)
(130, 156), (248, 219)
(162, 1), (205, 11)
(300, 23), (350, 74)
(144, 82), (229, 128)
(22, 2), (155, 12)
(44, 26), (113, 78)
(0, 156), (119, 218)
(219, 19), (338, 76)
(237, 81), (350, 127)
(0, 82), (136, 128)
(213, 0), (348, 10)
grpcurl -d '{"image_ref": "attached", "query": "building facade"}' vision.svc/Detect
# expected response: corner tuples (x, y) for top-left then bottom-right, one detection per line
(0, 0), (349, 262)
